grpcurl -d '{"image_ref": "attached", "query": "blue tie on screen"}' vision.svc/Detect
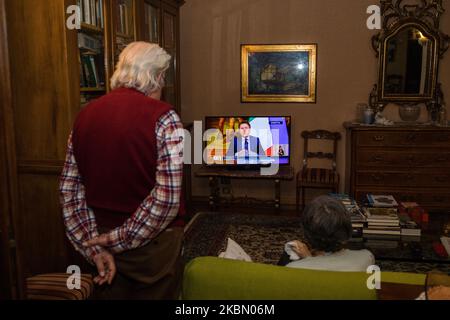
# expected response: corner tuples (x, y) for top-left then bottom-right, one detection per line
(245, 138), (249, 162)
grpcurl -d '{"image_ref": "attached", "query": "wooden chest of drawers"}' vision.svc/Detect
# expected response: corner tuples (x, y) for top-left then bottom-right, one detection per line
(344, 123), (450, 212)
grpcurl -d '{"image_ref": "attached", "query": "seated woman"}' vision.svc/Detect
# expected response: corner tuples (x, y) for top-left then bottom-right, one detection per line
(286, 195), (375, 272)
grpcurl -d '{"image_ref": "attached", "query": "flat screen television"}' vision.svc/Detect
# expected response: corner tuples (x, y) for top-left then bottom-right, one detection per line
(204, 116), (291, 166)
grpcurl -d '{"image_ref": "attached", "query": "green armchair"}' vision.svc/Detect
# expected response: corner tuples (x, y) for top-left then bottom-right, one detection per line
(182, 257), (426, 300)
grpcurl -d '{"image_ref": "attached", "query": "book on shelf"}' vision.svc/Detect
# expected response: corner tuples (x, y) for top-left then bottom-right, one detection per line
(366, 194), (399, 208)
(365, 207), (398, 216)
(398, 213), (421, 237)
(366, 216), (399, 223)
(328, 194), (367, 234)
(117, 2), (131, 36)
(366, 225), (401, 231)
(401, 235), (421, 242)
(365, 239), (399, 249)
(399, 202), (420, 209)
(363, 233), (401, 240)
(79, 43), (105, 89)
(367, 219), (399, 225)
(363, 228), (401, 236)
(441, 236), (450, 256)
(364, 207), (399, 222)
(81, 54), (97, 87)
(78, 33), (101, 54)
(79, 0), (104, 28)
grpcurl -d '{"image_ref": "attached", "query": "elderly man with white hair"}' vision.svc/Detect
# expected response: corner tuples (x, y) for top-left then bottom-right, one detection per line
(59, 42), (185, 299)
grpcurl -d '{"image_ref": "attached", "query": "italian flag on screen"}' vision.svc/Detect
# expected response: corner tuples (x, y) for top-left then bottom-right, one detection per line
(248, 117), (273, 156)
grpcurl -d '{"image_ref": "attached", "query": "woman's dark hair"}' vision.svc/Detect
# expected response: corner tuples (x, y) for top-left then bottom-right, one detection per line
(239, 121), (251, 128)
(301, 195), (352, 253)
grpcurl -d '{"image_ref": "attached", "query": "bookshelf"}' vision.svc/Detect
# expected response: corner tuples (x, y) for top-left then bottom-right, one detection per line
(75, 0), (182, 112)
(77, 0), (108, 106)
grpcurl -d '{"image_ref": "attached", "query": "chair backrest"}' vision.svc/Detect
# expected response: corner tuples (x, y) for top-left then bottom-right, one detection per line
(301, 130), (341, 172)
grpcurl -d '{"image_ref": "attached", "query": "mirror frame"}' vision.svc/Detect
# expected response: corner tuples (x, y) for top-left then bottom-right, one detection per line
(379, 22), (439, 101)
(370, 0), (450, 112)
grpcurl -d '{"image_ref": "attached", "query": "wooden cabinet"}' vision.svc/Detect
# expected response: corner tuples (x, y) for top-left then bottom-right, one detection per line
(344, 123), (450, 212)
(1, 0), (183, 298)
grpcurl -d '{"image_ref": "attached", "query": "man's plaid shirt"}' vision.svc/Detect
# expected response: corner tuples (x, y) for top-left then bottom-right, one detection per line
(59, 110), (184, 263)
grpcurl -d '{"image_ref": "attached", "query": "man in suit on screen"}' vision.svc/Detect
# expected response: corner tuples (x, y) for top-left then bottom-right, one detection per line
(226, 121), (266, 163)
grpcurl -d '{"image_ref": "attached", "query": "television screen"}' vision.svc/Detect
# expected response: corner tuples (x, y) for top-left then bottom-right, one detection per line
(204, 116), (291, 165)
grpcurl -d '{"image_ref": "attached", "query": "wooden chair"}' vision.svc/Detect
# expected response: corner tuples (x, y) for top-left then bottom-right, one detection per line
(296, 130), (341, 212)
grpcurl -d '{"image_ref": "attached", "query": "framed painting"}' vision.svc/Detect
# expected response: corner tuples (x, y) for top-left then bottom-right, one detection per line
(241, 44), (317, 103)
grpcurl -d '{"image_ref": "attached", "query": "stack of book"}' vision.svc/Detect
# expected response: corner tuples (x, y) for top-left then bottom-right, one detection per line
(329, 193), (366, 239)
(78, 0), (104, 28)
(363, 195), (401, 239)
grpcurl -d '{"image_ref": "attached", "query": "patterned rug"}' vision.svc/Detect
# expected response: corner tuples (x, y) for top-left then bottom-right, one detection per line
(183, 212), (450, 274)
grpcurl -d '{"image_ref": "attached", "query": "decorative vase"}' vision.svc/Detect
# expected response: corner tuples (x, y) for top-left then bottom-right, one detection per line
(399, 105), (421, 122)
(363, 107), (375, 124)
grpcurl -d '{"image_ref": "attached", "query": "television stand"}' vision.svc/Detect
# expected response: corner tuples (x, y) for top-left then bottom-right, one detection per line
(195, 166), (294, 212)
(225, 164), (268, 171)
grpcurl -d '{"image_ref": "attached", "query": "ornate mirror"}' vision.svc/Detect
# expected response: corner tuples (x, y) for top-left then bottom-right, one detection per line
(382, 24), (437, 99)
(370, 0), (449, 116)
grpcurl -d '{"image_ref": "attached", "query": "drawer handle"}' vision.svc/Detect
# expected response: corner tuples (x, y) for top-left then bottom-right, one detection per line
(371, 174), (383, 181)
(400, 195), (411, 201)
(406, 133), (417, 142)
(371, 155), (383, 162)
(373, 135), (385, 142)
(437, 135), (450, 142)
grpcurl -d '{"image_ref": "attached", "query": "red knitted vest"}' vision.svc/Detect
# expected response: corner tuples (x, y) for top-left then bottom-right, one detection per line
(72, 87), (185, 230)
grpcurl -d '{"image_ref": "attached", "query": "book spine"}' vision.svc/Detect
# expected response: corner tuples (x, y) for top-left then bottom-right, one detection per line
(92, 0), (97, 26)
(125, 4), (129, 35)
(84, 0), (90, 25)
(93, 0), (97, 27)
(79, 52), (86, 87)
(120, 5), (125, 34)
(82, 55), (96, 87)
(97, 0), (101, 27)
(95, 54), (105, 87)
(99, 0), (104, 28)
(89, 56), (99, 87)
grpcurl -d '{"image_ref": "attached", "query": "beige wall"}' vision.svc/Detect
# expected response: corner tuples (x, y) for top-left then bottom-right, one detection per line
(180, 0), (450, 205)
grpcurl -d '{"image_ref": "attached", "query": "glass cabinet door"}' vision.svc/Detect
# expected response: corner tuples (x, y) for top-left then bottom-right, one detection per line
(162, 8), (177, 108)
(113, 0), (136, 66)
(144, 1), (159, 44)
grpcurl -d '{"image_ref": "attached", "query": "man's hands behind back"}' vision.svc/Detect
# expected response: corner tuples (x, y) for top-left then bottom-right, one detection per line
(92, 251), (116, 285)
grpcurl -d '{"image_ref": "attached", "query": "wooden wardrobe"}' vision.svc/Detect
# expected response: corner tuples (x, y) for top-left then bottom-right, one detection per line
(0, 0), (184, 299)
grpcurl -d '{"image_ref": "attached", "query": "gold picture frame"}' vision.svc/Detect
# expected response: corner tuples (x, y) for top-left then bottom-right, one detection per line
(241, 44), (317, 103)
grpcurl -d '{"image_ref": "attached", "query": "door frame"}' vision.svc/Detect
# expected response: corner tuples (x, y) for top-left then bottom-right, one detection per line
(0, 0), (23, 299)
